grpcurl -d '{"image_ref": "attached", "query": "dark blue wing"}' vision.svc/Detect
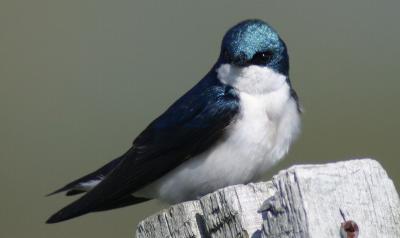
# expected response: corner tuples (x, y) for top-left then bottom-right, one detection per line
(47, 72), (240, 223)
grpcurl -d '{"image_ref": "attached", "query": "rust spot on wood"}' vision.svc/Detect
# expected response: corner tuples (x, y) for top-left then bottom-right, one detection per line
(341, 220), (359, 238)
(339, 209), (359, 238)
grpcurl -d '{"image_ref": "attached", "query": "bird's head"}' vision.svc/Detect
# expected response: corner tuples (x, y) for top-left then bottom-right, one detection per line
(217, 19), (290, 94)
(220, 19), (289, 75)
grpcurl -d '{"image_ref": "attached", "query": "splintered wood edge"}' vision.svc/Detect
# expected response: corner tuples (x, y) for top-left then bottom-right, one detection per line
(136, 159), (400, 238)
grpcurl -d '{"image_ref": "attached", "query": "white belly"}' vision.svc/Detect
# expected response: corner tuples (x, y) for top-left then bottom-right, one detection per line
(135, 81), (301, 203)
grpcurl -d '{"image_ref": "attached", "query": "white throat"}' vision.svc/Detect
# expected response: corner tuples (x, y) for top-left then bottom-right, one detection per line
(216, 64), (287, 94)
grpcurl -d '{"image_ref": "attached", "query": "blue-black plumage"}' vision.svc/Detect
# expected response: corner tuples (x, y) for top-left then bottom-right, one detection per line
(47, 19), (301, 223)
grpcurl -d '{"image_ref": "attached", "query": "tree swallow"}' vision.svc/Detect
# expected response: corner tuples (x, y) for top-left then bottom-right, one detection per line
(46, 19), (301, 223)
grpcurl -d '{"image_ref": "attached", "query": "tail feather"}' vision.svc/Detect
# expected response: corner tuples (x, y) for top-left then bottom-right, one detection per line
(46, 195), (149, 223)
(46, 149), (151, 224)
(46, 156), (123, 197)
(93, 195), (149, 212)
(46, 200), (91, 223)
(66, 189), (86, 196)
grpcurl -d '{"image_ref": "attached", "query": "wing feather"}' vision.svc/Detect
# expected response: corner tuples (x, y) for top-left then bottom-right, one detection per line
(47, 76), (239, 223)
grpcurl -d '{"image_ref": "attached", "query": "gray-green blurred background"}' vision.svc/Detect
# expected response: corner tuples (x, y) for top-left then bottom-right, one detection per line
(1, 1), (399, 237)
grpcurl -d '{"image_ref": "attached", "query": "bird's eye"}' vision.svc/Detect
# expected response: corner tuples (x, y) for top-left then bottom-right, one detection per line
(250, 51), (274, 65)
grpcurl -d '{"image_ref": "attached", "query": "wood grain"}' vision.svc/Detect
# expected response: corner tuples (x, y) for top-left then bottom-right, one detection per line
(136, 159), (400, 238)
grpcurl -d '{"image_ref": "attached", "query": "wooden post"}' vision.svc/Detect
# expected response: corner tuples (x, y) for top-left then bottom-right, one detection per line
(136, 159), (400, 238)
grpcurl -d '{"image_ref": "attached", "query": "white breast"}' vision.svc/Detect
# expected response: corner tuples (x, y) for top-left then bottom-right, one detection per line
(135, 64), (301, 203)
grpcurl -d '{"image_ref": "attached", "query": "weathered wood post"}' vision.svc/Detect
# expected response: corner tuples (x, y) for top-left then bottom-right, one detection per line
(136, 159), (400, 238)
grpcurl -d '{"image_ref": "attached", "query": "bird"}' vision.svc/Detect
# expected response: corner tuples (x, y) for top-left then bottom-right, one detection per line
(46, 19), (301, 224)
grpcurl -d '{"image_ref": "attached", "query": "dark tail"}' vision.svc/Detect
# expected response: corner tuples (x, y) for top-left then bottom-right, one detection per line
(46, 148), (151, 223)
(46, 194), (149, 224)
(46, 156), (124, 197)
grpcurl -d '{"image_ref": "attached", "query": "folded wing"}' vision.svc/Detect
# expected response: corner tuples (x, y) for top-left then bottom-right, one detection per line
(47, 77), (239, 223)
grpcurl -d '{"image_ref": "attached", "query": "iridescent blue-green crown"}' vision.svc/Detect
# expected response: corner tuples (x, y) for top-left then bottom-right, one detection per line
(220, 19), (289, 75)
